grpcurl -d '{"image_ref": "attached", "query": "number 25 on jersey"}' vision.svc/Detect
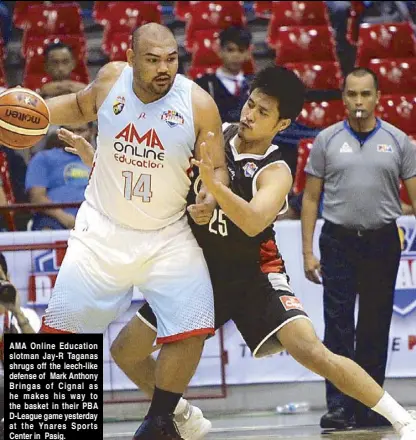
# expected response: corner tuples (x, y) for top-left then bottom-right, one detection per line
(122, 171), (152, 202)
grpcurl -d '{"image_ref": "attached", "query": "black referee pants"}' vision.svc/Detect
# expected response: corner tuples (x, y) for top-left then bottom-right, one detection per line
(319, 220), (401, 423)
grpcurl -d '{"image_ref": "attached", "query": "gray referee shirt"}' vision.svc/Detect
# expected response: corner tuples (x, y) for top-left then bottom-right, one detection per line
(305, 118), (416, 230)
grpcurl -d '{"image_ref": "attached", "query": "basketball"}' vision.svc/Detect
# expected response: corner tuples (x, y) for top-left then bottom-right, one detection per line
(0, 87), (50, 149)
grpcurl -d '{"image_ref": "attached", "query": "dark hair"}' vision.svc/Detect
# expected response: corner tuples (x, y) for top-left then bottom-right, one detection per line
(44, 42), (74, 59)
(249, 65), (306, 121)
(219, 26), (252, 49)
(342, 67), (379, 91)
(0, 252), (8, 277)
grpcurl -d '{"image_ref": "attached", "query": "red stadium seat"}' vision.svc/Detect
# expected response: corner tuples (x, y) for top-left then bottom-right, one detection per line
(174, 1), (192, 21)
(356, 22), (416, 67)
(23, 36), (89, 92)
(12, 1), (44, 29)
(399, 180), (411, 205)
(0, 152), (16, 231)
(184, 2), (246, 53)
(274, 25), (338, 63)
(93, 1), (116, 26)
(297, 100), (346, 128)
(21, 3), (84, 56)
(0, 59), (7, 88)
(284, 61), (343, 90)
(189, 29), (255, 76)
(101, 2), (162, 55)
(253, 1), (273, 18)
(267, 1), (330, 48)
(376, 95), (416, 134)
(293, 138), (314, 194)
(108, 32), (132, 62)
(369, 58), (416, 94)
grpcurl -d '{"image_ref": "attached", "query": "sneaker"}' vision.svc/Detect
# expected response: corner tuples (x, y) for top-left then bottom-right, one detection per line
(133, 415), (183, 439)
(396, 411), (416, 440)
(174, 402), (212, 440)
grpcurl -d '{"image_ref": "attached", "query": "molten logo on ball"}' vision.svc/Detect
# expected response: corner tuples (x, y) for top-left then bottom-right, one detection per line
(5, 109), (40, 125)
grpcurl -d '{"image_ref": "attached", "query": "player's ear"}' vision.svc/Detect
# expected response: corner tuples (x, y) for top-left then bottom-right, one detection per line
(276, 118), (291, 133)
(126, 49), (134, 67)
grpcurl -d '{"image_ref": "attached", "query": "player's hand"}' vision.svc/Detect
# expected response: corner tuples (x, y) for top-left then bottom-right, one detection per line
(191, 132), (216, 190)
(187, 187), (216, 225)
(57, 128), (95, 168)
(303, 253), (322, 284)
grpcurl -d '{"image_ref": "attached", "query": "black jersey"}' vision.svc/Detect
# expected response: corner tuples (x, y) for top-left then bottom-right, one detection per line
(188, 124), (289, 276)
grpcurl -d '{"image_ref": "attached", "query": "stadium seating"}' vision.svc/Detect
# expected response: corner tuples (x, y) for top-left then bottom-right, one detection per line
(108, 32), (132, 62)
(188, 28), (256, 76)
(174, 1), (192, 21)
(399, 180), (411, 205)
(297, 100), (346, 128)
(369, 58), (416, 94)
(267, 1), (330, 48)
(100, 2), (162, 56)
(274, 25), (338, 63)
(376, 95), (416, 134)
(23, 35), (89, 92)
(284, 61), (343, 90)
(253, 1), (273, 18)
(12, 1), (44, 29)
(184, 2), (246, 53)
(0, 152), (17, 231)
(21, 3), (85, 57)
(293, 138), (314, 194)
(355, 22), (416, 67)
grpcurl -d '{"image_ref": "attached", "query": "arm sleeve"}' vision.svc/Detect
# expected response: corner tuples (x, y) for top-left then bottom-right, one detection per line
(25, 153), (49, 191)
(304, 133), (326, 178)
(400, 136), (416, 180)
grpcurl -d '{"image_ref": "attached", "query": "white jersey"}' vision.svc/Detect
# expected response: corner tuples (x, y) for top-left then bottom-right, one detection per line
(85, 66), (196, 230)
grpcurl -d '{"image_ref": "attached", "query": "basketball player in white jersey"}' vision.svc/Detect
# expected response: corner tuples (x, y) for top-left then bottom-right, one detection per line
(63, 66), (416, 440)
(39, 23), (228, 439)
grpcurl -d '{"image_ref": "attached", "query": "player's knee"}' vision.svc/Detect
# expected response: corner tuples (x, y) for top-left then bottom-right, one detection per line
(280, 321), (329, 371)
(110, 317), (157, 366)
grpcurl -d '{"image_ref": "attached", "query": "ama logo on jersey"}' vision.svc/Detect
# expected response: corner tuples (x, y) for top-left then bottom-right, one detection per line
(394, 225), (416, 316)
(27, 243), (67, 305)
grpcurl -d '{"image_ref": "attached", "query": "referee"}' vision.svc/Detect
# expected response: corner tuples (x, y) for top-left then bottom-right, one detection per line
(301, 67), (416, 430)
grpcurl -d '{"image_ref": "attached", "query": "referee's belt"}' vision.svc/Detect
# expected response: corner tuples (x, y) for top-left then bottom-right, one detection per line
(324, 221), (397, 239)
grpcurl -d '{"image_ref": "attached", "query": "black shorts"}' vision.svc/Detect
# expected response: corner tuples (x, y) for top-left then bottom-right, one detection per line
(137, 267), (310, 358)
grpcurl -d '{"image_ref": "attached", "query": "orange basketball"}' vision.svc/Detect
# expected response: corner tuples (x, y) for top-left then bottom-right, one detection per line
(0, 88), (50, 149)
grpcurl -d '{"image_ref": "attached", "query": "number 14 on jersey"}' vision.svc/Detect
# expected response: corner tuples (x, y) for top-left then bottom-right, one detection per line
(122, 171), (152, 202)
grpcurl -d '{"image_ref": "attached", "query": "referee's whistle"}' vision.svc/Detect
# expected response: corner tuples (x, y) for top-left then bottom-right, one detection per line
(355, 110), (363, 118)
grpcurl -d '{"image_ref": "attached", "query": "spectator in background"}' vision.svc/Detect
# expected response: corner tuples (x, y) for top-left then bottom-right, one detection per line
(39, 42), (87, 99)
(195, 26), (253, 123)
(25, 122), (93, 231)
(0, 1), (12, 45)
(0, 145), (29, 231)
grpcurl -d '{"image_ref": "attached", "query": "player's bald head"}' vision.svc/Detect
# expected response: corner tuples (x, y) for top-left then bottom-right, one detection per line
(132, 23), (177, 52)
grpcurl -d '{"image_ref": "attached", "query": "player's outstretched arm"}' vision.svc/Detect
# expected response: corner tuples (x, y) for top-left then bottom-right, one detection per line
(193, 141), (292, 236)
(45, 62), (125, 126)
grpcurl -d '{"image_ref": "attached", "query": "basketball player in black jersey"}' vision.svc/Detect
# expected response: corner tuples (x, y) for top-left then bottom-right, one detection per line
(62, 66), (416, 439)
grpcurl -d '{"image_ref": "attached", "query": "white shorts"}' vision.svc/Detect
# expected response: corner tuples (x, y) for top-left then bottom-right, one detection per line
(41, 202), (214, 343)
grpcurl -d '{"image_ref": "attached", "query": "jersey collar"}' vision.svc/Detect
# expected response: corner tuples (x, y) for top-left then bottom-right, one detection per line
(230, 134), (279, 161)
(343, 117), (382, 144)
